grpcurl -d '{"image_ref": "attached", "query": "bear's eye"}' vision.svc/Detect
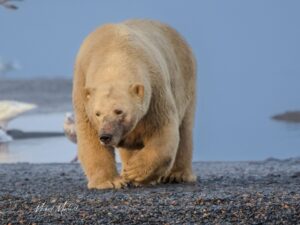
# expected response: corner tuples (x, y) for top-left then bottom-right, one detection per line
(95, 112), (101, 117)
(114, 109), (123, 115)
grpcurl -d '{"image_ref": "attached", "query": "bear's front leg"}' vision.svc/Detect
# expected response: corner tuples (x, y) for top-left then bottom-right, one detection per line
(122, 122), (179, 184)
(76, 117), (126, 189)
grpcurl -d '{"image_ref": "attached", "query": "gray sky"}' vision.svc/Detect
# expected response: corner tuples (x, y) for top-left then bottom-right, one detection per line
(1, 0), (300, 160)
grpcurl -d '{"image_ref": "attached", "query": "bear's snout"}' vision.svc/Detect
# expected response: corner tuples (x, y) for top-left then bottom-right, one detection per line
(99, 120), (124, 146)
(99, 133), (113, 145)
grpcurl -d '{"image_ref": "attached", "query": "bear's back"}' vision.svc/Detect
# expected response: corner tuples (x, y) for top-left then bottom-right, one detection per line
(78, 19), (196, 122)
(121, 20), (196, 119)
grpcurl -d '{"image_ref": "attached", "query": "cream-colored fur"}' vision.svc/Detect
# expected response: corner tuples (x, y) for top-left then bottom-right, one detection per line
(73, 19), (196, 189)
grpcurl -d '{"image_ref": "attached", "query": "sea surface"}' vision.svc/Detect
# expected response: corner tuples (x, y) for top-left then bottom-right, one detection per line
(0, 79), (299, 163)
(1, 0), (300, 162)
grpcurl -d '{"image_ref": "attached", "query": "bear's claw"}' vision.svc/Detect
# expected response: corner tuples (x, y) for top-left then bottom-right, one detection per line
(160, 170), (197, 183)
(88, 176), (128, 189)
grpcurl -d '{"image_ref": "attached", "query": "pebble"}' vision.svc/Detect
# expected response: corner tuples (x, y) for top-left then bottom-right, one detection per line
(0, 160), (299, 224)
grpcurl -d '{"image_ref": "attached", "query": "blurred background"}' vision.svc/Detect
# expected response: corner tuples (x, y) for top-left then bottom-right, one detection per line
(0, 0), (299, 163)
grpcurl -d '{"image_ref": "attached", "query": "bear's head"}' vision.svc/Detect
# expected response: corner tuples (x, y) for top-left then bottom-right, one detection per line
(85, 82), (148, 147)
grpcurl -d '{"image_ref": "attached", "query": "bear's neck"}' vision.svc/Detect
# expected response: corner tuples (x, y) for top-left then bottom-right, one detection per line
(118, 89), (172, 150)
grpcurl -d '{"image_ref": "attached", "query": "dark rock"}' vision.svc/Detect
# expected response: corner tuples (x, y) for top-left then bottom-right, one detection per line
(291, 172), (300, 178)
(272, 111), (300, 123)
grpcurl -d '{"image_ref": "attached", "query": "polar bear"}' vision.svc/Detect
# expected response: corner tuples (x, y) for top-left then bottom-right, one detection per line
(72, 19), (196, 189)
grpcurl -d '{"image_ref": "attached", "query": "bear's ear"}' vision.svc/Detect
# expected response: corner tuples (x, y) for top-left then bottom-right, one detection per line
(84, 87), (95, 100)
(130, 83), (144, 99)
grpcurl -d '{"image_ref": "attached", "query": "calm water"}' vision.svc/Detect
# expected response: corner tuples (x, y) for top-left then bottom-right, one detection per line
(0, 112), (299, 163)
(1, 1), (300, 162)
(0, 113), (75, 163)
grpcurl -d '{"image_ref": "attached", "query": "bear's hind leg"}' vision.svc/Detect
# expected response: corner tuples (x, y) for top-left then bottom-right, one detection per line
(118, 148), (134, 175)
(162, 104), (197, 183)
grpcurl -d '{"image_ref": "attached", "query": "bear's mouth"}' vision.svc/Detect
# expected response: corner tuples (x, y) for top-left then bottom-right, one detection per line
(99, 134), (123, 147)
(99, 133), (113, 145)
(98, 120), (126, 146)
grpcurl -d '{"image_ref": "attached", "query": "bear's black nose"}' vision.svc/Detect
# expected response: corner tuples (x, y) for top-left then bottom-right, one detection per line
(99, 134), (112, 144)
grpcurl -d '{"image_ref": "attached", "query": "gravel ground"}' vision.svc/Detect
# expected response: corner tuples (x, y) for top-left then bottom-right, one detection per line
(0, 158), (299, 224)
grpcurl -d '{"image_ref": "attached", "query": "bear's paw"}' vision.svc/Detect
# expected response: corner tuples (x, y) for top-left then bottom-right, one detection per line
(88, 176), (127, 190)
(160, 170), (197, 183)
